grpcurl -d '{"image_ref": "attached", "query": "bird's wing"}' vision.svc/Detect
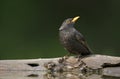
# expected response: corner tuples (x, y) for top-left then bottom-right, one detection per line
(75, 31), (91, 52)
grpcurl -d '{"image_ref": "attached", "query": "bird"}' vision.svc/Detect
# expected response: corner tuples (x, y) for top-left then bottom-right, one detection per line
(59, 16), (92, 57)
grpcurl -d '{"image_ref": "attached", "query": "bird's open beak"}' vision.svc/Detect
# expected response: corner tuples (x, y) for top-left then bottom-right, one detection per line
(71, 16), (80, 23)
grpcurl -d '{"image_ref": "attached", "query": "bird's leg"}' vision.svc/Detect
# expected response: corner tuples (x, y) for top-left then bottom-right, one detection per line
(64, 53), (70, 59)
(58, 53), (70, 63)
(77, 54), (82, 61)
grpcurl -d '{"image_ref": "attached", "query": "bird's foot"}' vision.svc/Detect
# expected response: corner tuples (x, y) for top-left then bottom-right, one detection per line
(64, 55), (69, 59)
(76, 55), (85, 62)
(58, 54), (69, 63)
(78, 57), (81, 62)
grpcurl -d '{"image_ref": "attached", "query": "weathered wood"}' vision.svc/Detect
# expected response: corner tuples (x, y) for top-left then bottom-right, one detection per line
(82, 55), (120, 69)
(0, 58), (60, 71)
(0, 55), (120, 77)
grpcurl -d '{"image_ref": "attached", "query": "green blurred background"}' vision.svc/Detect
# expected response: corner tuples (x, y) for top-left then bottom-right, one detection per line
(0, 0), (120, 59)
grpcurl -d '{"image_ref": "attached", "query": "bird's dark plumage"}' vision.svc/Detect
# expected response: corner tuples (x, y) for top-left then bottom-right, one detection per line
(59, 16), (92, 56)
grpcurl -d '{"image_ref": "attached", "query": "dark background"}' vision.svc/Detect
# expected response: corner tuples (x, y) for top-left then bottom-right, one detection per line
(0, 0), (120, 59)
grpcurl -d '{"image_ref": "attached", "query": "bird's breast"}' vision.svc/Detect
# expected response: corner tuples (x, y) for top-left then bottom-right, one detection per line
(59, 30), (75, 45)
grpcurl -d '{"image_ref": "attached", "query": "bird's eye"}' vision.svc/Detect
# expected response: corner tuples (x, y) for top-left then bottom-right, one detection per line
(66, 20), (71, 24)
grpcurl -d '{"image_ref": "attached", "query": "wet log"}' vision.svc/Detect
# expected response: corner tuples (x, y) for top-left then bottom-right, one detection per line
(0, 54), (120, 77)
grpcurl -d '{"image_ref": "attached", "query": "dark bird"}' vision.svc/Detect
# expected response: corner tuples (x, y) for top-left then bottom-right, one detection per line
(59, 16), (92, 57)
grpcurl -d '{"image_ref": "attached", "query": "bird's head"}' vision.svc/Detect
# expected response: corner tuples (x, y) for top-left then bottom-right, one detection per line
(59, 16), (80, 30)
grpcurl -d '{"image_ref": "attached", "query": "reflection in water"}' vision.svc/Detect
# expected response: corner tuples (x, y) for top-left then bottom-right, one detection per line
(0, 71), (120, 79)
(102, 75), (120, 79)
(44, 71), (102, 79)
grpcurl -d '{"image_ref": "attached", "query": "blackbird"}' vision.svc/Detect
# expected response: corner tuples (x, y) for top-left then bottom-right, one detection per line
(59, 16), (92, 56)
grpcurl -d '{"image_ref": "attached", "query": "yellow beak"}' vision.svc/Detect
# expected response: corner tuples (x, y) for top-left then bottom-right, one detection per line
(71, 16), (80, 23)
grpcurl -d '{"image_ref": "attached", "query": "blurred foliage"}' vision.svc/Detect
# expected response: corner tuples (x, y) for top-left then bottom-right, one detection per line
(0, 0), (120, 59)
